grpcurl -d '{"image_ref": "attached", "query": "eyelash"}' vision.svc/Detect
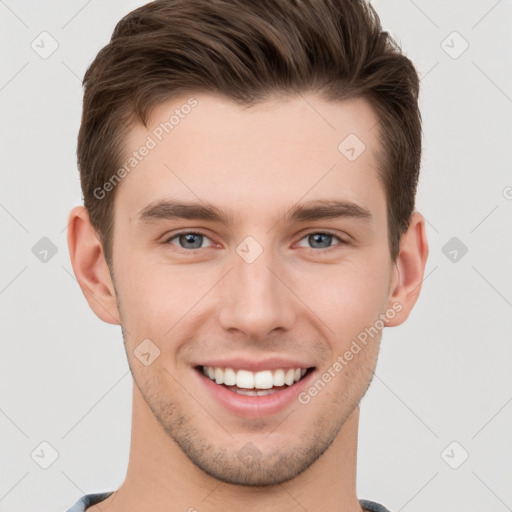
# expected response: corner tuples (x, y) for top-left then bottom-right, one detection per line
(164, 230), (347, 253)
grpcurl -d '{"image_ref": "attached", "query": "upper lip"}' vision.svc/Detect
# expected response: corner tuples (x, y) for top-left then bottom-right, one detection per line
(195, 357), (314, 372)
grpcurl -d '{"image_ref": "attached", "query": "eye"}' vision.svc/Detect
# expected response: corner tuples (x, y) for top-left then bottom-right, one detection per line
(164, 230), (346, 252)
(166, 231), (214, 250)
(296, 231), (346, 250)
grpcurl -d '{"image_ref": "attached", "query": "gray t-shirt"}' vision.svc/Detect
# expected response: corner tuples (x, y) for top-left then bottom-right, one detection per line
(65, 491), (393, 512)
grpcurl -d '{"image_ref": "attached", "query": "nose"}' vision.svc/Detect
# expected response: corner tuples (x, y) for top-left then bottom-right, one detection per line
(218, 243), (297, 340)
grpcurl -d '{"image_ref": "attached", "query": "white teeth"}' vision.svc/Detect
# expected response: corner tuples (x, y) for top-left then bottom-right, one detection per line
(254, 370), (273, 389)
(233, 388), (280, 396)
(284, 368), (295, 386)
(273, 369), (285, 387)
(201, 366), (309, 390)
(256, 389), (276, 396)
(223, 367), (237, 386)
(236, 370), (254, 389)
(214, 367), (224, 385)
(233, 388), (258, 396)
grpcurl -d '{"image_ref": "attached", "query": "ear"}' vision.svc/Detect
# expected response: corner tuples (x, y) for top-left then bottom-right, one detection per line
(67, 206), (121, 325)
(384, 211), (429, 326)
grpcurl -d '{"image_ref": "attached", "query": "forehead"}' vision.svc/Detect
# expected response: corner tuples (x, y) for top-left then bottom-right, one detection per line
(116, 92), (384, 224)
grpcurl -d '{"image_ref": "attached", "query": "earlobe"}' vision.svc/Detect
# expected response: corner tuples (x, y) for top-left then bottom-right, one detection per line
(385, 212), (429, 327)
(67, 206), (121, 325)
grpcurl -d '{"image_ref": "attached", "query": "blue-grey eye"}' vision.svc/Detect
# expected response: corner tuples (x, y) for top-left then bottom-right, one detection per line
(168, 232), (213, 249)
(297, 232), (342, 249)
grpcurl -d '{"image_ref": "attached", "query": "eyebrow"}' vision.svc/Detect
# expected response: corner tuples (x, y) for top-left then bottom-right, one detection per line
(136, 199), (373, 226)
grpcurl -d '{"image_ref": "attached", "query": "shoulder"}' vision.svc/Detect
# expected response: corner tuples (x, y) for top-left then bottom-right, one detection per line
(359, 498), (394, 512)
(65, 491), (115, 512)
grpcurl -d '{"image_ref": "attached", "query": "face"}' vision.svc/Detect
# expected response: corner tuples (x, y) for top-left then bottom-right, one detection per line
(109, 92), (398, 485)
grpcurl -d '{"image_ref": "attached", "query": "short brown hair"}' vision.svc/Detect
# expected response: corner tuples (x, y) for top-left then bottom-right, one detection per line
(77, 0), (421, 267)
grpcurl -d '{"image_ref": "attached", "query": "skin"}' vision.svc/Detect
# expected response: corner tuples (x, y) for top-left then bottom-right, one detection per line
(68, 92), (428, 512)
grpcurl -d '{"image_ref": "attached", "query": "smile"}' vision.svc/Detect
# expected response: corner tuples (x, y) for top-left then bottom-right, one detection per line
(199, 365), (312, 397)
(193, 357), (316, 417)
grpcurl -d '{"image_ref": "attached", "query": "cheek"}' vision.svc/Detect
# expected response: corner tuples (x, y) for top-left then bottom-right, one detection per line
(291, 256), (390, 338)
(115, 260), (215, 335)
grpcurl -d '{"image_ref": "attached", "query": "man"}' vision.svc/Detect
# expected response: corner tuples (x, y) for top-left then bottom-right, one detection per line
(66, 0), (428, 511)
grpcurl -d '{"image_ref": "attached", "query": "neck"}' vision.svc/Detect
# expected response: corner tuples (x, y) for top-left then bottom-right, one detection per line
(100, 382), (364, 512)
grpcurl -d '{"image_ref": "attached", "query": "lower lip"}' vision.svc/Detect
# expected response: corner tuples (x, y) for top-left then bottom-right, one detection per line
(195, 368), (315, 418)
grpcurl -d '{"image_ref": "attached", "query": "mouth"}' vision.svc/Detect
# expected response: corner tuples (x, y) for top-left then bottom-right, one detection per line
(196, 365), (315, 396)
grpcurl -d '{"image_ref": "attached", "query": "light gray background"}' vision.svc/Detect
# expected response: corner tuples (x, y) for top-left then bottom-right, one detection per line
(1, 1), (511, 511)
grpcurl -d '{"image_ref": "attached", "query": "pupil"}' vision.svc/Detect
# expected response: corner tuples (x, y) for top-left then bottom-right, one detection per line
(310, 233), (331, 248)
(181, 233), (202, 249)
